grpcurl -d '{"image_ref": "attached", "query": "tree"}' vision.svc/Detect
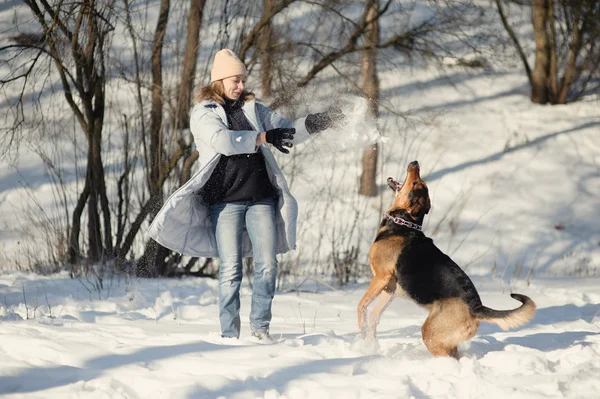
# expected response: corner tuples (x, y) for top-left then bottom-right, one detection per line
(531, 0), (551, 104)
(359, 0), (380, 197)
(179, 0), (207, 186)
(176, 0), (207, 130)
(260, 0), (275, 97)
(497, 0), (600, 104)
(135, 0), (171, 277)
(2, 1), (118, 265)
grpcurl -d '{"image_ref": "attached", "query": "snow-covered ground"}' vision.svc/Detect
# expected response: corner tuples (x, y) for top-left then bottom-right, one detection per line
(1, 1), (598, 277)
(1, 272), (600, 398)
(2, 1), (600, 397)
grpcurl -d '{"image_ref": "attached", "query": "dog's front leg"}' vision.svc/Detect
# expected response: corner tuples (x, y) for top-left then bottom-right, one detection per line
(367, 288), (394, 339)
(357, 276), (391, 339)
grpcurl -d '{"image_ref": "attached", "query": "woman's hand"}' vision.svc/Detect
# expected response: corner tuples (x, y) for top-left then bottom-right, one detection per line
(265, 128), (296, 154)
(305, 106), (346, 134)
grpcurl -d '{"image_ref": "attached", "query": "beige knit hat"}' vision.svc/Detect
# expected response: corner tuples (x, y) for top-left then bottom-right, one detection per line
(210, 49), (247, 82)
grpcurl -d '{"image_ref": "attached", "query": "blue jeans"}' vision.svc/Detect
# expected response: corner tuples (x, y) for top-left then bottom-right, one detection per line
(209, 198), (278, 338)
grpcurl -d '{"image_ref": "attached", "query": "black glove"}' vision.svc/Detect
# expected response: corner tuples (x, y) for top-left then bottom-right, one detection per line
(265, 127), (296, 154)
(305, 106), (345, 134)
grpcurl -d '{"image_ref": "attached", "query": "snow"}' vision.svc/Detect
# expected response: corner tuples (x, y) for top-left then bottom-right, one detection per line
(1, 273), (600, 398)
(2, 0), (600, 397)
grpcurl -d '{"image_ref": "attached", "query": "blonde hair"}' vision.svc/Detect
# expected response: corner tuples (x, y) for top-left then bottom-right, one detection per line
(194, 80), (255, 104)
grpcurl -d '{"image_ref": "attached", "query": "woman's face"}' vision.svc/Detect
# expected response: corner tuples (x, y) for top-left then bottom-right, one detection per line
(222, 75), (246, 100)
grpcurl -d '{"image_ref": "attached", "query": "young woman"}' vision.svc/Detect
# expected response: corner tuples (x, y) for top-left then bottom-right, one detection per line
(148, 49), (344, 340)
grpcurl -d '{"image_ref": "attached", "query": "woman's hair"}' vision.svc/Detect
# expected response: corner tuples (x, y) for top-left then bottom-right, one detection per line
(194, 80), (255, 104)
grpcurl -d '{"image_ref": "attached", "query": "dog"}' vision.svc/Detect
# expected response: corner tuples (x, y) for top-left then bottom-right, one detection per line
(358, 161), (536, 358)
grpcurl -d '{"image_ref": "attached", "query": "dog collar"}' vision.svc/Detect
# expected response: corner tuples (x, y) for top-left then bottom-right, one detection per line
(382, 213), (422, 231)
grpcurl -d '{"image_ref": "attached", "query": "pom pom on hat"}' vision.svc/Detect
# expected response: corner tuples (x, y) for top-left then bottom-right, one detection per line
(210, 49), (247, 82)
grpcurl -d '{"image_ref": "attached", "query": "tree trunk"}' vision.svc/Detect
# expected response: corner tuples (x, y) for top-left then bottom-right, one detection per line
(531, 0), (549, 104)
(138, 0), (171, 277)
(149, 0), (170, 198)
(87, 175), (102, 262)
(176, 0), (206, 130)
(77, 25), (113, 264)
(177, 0), (205, 189)
(556, 4), (584, 104)
(260, 0), (274, 97)
(87, 122), (104, 262)
(180, 150), (199, 185)
(359, 0), (380, 197)
(92, 77), (113, 259)
(546, 0), (558, 103)
(68, 178), (91, 265)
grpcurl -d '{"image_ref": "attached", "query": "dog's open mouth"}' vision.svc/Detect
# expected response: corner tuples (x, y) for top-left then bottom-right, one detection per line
(388, 161), (420, 191)
(387, 177), (403, 191)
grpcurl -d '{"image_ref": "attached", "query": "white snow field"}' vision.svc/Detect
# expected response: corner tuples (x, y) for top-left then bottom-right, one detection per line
(0, 272), (600, 398)
(1, 0), (600, 398)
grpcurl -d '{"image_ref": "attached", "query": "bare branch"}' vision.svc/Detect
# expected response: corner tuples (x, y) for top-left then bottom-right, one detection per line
(238, 0), (296, 62)
(301, 0), (358, 27)
(495, 0), (532, 85)
(269, 0), (396, 108)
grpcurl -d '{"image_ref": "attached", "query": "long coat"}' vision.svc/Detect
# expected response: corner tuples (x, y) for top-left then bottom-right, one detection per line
(146, 98), (310, 258)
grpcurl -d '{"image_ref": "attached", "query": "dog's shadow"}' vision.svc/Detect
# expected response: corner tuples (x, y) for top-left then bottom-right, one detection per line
(468, 302), (600, 358)
(468, 330), (599, 359)
(372, 303), (600, 359)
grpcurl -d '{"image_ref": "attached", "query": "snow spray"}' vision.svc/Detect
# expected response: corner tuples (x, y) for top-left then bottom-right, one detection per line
(285, 90), (389, 152)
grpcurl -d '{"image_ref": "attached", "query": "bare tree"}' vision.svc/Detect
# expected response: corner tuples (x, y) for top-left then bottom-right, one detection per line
(116, 0), (192, 267)
(136, 0), (171, 277)
(497, 0), (600, 104)
(266, 0), (471, 109)
(1, 1), (118, 265)
(359, 0), (380, 197)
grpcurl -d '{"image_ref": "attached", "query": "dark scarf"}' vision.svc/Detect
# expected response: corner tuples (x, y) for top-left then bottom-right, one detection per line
(222, 97), (253, 131)
(199, 97), (277, 205)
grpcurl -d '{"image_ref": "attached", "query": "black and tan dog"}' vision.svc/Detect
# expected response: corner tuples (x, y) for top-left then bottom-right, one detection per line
(358, 161), (536, 358)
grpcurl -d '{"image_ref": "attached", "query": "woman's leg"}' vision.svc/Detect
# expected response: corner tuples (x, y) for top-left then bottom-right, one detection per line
(245, 198), (278, 334)
(210, 201), (246, 338)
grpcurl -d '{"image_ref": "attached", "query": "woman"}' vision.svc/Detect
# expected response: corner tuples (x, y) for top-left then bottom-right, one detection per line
(148, 49), (343, 340)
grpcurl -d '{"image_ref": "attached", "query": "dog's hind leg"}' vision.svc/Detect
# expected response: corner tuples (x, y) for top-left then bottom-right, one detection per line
(367, 280), (397, 339)
(421, 305), (449, 357)
(421, 299), (479, 359)
(358, 276), (392, 339)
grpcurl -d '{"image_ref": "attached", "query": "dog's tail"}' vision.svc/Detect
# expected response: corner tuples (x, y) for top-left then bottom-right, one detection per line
(470, 293), (536, 331)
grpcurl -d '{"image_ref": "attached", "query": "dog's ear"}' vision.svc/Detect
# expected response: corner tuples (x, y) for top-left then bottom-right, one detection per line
(387, 177), (400, 191)
(408, 191), (431, 217)
(423, 196), (431, 215)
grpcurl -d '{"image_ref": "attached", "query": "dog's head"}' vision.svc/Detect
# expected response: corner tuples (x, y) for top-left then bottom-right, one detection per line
(387, 161), (430, 222)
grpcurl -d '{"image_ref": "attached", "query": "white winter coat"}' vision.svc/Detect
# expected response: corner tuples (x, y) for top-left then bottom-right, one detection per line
(146, 98), (310, 257)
